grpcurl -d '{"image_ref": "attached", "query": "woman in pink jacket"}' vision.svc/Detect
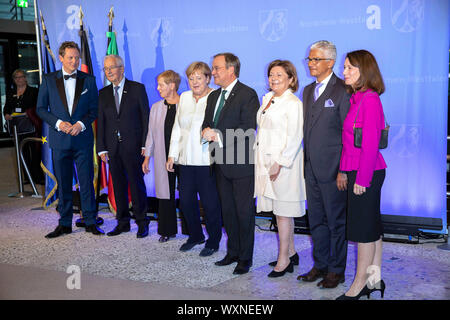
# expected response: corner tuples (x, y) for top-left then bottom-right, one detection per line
(336, 50), (387, 300)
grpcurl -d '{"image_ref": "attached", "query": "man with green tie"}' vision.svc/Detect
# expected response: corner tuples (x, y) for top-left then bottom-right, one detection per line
(201, 53), (259, 275)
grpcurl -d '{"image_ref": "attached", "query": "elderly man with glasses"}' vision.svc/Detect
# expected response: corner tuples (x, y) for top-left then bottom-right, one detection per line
(97, 54), (150, 238)
(298, 40), (351, 288)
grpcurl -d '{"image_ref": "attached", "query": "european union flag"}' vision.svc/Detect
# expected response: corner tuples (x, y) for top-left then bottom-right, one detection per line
(39, 13), (57, 208)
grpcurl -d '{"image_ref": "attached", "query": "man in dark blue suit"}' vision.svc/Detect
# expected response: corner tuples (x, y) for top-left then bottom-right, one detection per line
(37, 41), (104, 238)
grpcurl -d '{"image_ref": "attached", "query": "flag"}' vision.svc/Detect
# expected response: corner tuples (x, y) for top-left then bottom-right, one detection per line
(106, 30), (118, 56)
(78, 14), (100, 196)
(39, 12), (57, 209)
(100, 7), (124, 214)
(79, 24), (93, 74)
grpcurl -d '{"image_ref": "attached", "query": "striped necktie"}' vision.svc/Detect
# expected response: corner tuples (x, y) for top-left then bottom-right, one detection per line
(114, 86), (120, 113)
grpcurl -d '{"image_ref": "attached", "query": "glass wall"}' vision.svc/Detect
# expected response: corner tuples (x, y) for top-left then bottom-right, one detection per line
(0, 37), (38, 136)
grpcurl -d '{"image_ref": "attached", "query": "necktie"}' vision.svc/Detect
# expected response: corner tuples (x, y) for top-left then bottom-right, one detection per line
(314, 82), (323, 101)
(114, 86), (120, 113)
(63, 73), (76, 80)
(213, 90), (227, 127)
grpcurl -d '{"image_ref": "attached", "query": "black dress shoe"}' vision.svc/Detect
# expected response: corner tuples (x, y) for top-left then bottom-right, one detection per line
(85, 224), (105, 235)
(269, 252), (299, 267)
(137, 224), (149, 238)
(179, 239), (205, 251)
(199, 247), (218, 257)
(45, 225), (72, 239)
(107, 224), (131, 236)
(215, 254), (239, 266)
(233, 260), (252, 275)
(268, 261), (294, 278)
(76, 217), (104, 228)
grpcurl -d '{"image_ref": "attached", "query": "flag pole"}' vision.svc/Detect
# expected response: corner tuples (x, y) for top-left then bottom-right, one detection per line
(79, 5), (84, 31)
(33, 0), (43, 83)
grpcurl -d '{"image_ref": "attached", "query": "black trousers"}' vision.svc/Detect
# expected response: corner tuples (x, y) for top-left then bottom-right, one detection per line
(215, 165), (255, 261)
(305, 160), (348, 274)
(178, 165), (222, 250)
(108, 145), (148, 227)
(157, 170), (178, 237)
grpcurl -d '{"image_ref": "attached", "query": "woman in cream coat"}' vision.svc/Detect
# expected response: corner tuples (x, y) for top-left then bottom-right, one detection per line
(255, 60), (306, 277)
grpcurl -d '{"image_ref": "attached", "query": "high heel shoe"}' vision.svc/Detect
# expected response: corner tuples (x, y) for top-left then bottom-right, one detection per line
(158, 235), (176, 243)
(367, 279), (385, 299)
(268, 252), (299, 267)
(336, 285), (371, 300)
(267, 261), (294, 278)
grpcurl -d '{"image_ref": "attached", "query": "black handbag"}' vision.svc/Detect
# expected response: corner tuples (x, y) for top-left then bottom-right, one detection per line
(353, 92), (389, 150)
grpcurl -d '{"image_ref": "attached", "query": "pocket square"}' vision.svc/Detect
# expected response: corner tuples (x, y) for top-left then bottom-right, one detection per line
(324, 99), (334, 107)
(81, 88), (88, 95)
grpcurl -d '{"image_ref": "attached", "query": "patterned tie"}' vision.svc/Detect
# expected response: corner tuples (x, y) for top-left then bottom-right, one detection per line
(114, 86), (120, 113)
(213, 90), (227, 127)
(314, 82), (323, 101)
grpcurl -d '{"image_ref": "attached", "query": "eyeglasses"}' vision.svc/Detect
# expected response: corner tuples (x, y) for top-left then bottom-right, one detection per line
(211, 66), (225, 72)
(305, 57), (332, 63)
(102, 65), (121, 72)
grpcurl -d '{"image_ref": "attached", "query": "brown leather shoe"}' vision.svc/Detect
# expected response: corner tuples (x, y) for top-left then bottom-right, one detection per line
(318, 272), (345, 288)
(297, 267), (327, 282)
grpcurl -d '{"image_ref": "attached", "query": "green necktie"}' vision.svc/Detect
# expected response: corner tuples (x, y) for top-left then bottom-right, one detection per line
(213, 90), (227, 127)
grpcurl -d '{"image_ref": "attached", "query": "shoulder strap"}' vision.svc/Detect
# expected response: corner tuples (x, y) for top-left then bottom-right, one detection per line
(353, 91), (389, 128)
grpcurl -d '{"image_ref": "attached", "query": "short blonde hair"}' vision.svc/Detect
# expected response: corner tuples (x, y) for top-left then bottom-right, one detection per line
(185, 61), (211, 81)
(12, 69), (27, 80)
(157, 70), (181, 91)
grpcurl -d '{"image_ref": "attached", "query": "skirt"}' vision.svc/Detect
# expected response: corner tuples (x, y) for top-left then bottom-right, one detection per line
(346, 169), (385, 243)
(257, 195), (306, 218)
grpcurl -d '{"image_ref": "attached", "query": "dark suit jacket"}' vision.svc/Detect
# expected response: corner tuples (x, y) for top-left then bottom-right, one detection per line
(303, 73), (350, 183)
(202, 81), (259, 179)
(36, 70), (98, 150)
(97, 79), (149, 156)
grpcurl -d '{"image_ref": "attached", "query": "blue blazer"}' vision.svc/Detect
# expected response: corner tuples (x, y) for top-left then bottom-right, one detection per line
(37, 70), (98, 150)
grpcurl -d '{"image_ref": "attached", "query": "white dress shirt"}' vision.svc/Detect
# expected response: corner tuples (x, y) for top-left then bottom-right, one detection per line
(168, 90), (212, 166)
(315, 72), (333, 99)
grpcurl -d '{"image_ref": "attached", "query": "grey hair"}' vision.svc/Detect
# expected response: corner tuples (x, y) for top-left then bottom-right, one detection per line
(310, 40), (337, 60)
(104, 54), (124, 67)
